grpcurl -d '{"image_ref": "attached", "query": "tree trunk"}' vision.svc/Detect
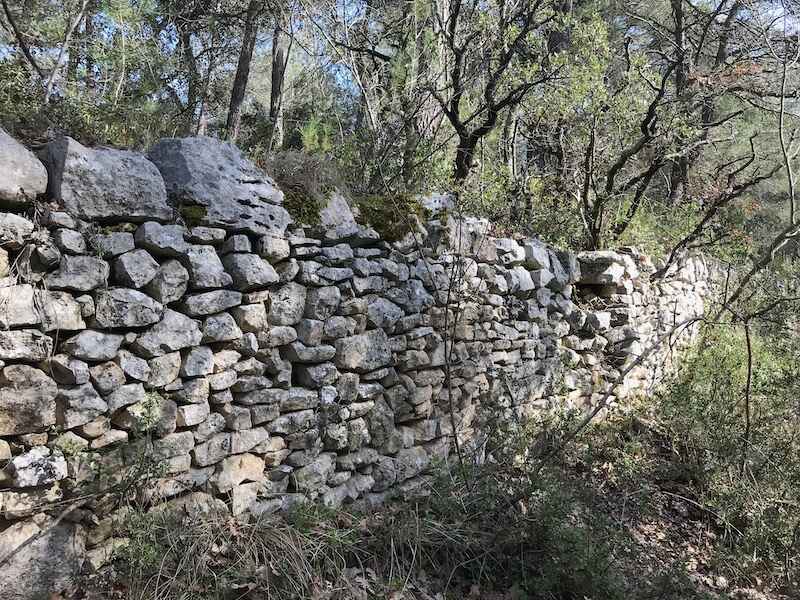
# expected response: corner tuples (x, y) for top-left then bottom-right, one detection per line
(226, 0), (261, 141)
(668, 0), (689, 203)
(265, 20), (288, 151)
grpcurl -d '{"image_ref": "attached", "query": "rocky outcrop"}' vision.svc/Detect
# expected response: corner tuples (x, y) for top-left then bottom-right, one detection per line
(0, 131), (717, 597)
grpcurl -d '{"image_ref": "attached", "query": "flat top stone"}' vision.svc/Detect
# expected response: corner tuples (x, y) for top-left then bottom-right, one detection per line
(147, 136), (291, 236)
(0, 128), (47, 206)
(41, 136), (171, 222)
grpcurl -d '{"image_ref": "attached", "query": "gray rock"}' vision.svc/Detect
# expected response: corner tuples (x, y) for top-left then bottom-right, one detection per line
(38, 290), (86, 331)
(144, 258), (189, 304)
(0, 212), (34, 249)
(41, 136), (171, 221)
(267, 282), (306, 325)
(366, 297), (404, 330)
(222, 253), (278, 291)
(172, 377), (210, 404)
(176, 401), (210, 427)
(202, 312), (243, 343)
(335, 329), (392, 373)
(188, 226), (227, 245)
(0, 284), (39, 328)
(295, 362), (339, 388)
(56, 383), (108, 429)
(147, 136), (291, 236)
(304, 286), (341, 320)
(89, 231), (135, 258)
(89, 361), (126, 394)
(147, 352), (181, 387)
(291, 453), (334, 492)
(180, 290), (242, 316)
(296, 319), (324, 346)
(0, 365), (57, 435)
(184, 244), (232, 289)
(257, 235), (290, 262)
(5, 446), (68, 487)
(135, 222), (189, 256)
(46, 354), (90, 385)
(52, 228), (86, 254)
(132, 309), (202, 357)
(114, 249), (160, 288)
(221, 234), (251, 254)
(105, 383), (146, 412)
(94, 288), (164, 328)
(115, 350), (151, 382)
(0, 128), (47, 206)
(0, 518), (85, 599)
(283, 342), (336, 363)
(192, 432), (232, 467)
(180, 346), (214, 377)
(113, 393), (176, 436)
(577, 251), (626, 285)
(46, 255), (109, 291)
(62, 330), (124, 361)
(231, 303), (268, 332)
(0, 329), (54, 361)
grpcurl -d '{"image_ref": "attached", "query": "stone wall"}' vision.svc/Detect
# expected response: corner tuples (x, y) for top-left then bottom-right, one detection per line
(0, 130), (717, 596)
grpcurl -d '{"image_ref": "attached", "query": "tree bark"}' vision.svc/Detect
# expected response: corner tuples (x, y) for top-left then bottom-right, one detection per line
(226, 0), (261, 141)
(265, 19), (288, 151)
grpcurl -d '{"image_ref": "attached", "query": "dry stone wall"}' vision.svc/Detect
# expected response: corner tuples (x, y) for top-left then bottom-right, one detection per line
(0, 129), (717, 597)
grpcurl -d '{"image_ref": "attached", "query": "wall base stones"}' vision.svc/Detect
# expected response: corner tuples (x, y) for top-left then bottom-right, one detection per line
(0, 129), (717, 598)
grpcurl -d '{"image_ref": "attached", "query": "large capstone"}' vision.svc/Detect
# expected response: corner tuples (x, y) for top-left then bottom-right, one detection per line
(40, 136), (172, 222)
(0, 127), (47, 207)
(0, 365), (57, 435)
(335, 329), (393, 373)
(147, 136), (291, 235)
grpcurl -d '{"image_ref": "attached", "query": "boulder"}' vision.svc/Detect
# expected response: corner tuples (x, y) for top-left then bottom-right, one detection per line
(335, 329), (393, 373)
(0, 518), (85, 600)
(40, 136), (171, 222)
(94, 288), (164, 328)
(52, 228), (86, 254)
(0, 128), (47, 206)
(0, 365), (57, 435)
(132, 309), (202, 357)
(147, 136), (291, 235)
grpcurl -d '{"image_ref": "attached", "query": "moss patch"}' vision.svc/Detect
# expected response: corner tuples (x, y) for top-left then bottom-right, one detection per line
(179, 204), (207, 228)
(353, 193), (426, 242)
